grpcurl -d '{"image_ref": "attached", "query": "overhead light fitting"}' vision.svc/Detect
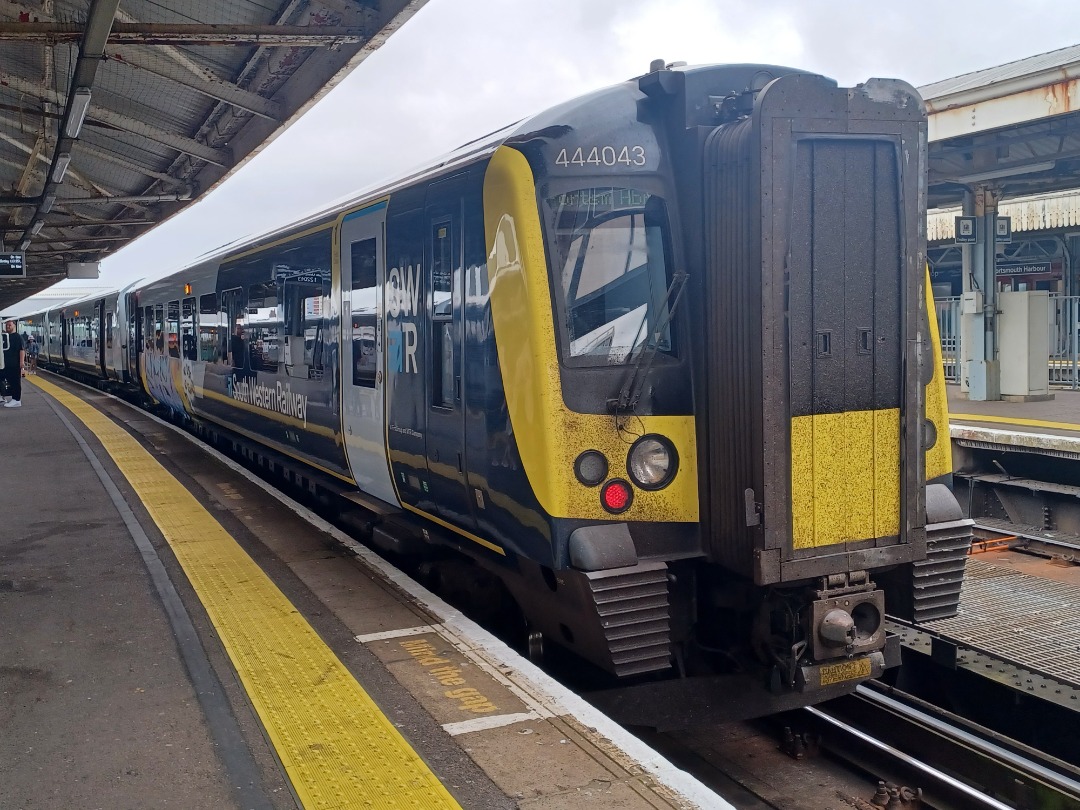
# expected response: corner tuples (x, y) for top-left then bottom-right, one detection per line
(40, 193), (56, 213)
(30, 220), (44, 235)
(51, 152), (72, 183)
(18, 239), (30, 251)
(65, 87), (92, 139)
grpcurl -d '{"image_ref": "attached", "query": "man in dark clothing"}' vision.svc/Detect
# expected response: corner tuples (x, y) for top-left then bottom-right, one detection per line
(3, 320), (25, 408)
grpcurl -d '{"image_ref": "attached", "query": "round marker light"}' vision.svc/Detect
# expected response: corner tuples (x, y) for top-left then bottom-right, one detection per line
(627, 435), (677, 490)
(601, 479), (633, 514)
(574, 450), (608, 487)
(924, 419), (938, 450)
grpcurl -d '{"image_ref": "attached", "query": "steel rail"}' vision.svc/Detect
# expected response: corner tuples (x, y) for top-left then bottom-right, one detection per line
(807, 684), (1080, 810)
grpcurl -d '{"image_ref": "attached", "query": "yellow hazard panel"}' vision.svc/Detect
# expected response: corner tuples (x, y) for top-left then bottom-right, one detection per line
(32, 377), (460, 810)
(923, 268), (952, 481)
(790, 408), (901, 549)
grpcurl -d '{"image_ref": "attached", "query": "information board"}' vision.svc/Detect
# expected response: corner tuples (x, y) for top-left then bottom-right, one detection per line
(0, 252), (26, 277)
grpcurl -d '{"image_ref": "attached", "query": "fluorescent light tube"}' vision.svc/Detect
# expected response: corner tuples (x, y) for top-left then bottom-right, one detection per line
(65, 87), (92, 138)
(51, 152), (72, 183)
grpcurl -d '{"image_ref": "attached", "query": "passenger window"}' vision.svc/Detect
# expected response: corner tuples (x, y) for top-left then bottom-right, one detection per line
(181, 297), (197, 360)
(350, 238), (378, 388)
(199, 293), (221, 362)
(246, 281), (280, 372)
(220, 230), (331, 379)
(221, 288), (246, 371)
(153, 304), (164, 352)
(167, 301), (180, 358)
(431, 219), (456, 407)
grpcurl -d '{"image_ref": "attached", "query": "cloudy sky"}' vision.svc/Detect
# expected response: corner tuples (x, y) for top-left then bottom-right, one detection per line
(17, 0), (1080, 307)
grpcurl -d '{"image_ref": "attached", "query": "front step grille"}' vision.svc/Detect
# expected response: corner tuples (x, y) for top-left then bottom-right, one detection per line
(877, 517), (973, 623)
(584, 562), (671, 677)
(911, 518), (974, 622)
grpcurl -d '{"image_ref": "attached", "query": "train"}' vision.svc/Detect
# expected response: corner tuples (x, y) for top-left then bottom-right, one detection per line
(17, 60), (969, 728)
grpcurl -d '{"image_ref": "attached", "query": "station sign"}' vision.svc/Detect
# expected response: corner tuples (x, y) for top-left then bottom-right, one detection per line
(995, 260), (1053, 276)
(995, 216), (1012, 244)
(0, 252), (26, 278)
(954, 216), (977, 244)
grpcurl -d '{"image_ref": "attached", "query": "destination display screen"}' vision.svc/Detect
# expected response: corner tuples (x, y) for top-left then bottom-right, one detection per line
(0, 252), (25, 278)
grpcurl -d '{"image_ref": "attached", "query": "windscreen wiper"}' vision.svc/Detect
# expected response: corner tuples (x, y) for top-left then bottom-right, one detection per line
(609, 270), (687, 414)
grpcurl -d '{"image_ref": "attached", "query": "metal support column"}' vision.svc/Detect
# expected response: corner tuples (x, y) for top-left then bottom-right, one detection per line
(968, 184), (1001, 400)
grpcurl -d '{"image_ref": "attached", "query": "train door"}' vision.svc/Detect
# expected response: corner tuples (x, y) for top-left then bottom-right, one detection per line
(99, 300), (109, 374)
(424, 177), (475, 529)
(339, 204), (398, 505)
(128, 295), (141, 384)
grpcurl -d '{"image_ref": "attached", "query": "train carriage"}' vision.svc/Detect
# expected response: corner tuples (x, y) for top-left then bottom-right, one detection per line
(19, 62), (967, 726)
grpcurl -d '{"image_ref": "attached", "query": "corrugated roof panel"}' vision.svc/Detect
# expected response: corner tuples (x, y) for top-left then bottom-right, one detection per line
(0, 0), (428, 309)
(919, 43), (1080, 100)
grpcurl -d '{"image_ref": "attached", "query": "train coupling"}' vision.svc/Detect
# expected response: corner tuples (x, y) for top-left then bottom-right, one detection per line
(808, 575), (886, 662)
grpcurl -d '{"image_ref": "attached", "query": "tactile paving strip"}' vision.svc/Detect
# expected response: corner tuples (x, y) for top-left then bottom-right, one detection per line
(924, 558), (1080, 688)
(33, 378), (459, 810)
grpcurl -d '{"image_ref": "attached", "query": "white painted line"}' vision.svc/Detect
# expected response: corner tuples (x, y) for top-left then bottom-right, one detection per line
(127, 400), (731, 810)
(442, 712), (540, 736)
(355, 625), (439, 643)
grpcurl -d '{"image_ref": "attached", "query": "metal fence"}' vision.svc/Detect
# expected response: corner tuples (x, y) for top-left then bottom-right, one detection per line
(934, 294), (1080, 389)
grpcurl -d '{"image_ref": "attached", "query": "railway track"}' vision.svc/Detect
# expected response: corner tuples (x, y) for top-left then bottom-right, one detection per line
(805, 683), (1080, 809)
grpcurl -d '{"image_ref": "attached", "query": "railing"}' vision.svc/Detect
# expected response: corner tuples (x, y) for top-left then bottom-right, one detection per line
(935, 296), (962, 384)
(933, 293), (1080, 389)
(1050, 294), (1080, 389)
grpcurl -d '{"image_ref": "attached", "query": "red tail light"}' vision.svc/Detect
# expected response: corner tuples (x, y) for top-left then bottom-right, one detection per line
(601, 480), (633, 514)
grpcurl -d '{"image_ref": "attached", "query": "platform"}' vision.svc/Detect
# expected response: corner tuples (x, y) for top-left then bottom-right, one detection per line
(0, 373), (722, 810)
(950, 384), (1080, 440)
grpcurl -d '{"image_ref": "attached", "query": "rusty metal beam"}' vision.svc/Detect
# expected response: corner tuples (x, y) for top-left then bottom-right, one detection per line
(928, 77), (1080, 142)
(0, 23), (366, 46)
(0, 73), (232, 166)
(106, 50), (283, 121)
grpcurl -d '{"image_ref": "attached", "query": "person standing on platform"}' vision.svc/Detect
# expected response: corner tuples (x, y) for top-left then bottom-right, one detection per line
(2, 320), (25, 408)
(26, 335), (39, 374)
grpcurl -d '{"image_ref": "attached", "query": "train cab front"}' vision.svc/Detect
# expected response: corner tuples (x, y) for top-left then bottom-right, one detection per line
(475, 62), (945, 726)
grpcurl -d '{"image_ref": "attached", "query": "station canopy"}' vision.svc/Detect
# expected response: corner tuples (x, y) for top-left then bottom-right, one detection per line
(922, 44), (1080, 209)
(0, 0), (425, 310)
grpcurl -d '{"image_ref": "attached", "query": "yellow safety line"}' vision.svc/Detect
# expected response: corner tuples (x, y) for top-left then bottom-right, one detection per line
(950, 412), (1080, 432)
(30, 377), (460, 810)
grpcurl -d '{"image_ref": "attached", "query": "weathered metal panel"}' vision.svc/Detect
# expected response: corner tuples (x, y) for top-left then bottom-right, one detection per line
(927, 80), (1080, 141)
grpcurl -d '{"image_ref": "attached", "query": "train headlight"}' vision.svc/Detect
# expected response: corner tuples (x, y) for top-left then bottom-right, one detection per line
(627, 435), (677, 490)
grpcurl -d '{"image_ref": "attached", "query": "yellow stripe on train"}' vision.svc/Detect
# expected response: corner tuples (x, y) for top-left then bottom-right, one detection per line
(790, 408), (901, 549)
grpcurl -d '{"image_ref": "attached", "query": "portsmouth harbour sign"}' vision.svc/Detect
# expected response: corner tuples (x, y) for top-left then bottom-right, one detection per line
(995, 260), (1053, 276)
(230, 374), (308, 425)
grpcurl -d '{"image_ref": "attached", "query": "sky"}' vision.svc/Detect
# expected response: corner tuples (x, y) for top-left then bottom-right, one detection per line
(13, 0), (1080, 311)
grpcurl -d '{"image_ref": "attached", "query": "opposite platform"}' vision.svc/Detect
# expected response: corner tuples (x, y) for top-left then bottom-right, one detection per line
(948, 384), (1080, 458)
(0, 374), (722, 810)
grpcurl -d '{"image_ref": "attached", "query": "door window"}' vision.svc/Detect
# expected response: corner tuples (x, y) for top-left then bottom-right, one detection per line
(350, 238), (378, 387)
(431, 219), (456, 407)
